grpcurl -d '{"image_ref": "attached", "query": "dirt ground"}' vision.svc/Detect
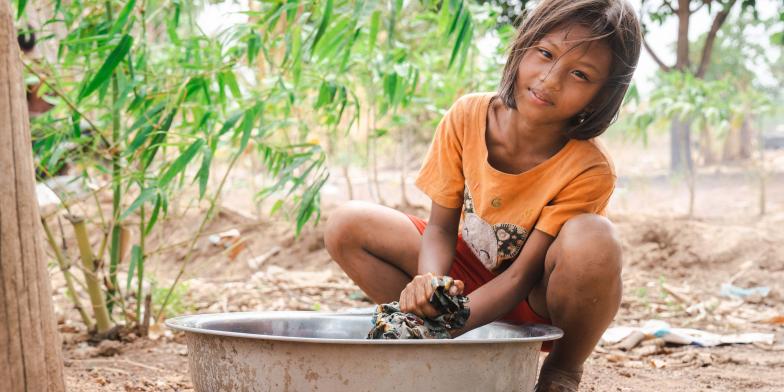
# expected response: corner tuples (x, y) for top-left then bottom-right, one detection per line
(49, 138), (784, 391)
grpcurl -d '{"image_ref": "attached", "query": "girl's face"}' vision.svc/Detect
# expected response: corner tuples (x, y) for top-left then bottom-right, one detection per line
(513, 24), (612, 127)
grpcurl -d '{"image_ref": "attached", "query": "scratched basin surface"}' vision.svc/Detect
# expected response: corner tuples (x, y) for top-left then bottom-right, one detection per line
(166, 311), (562, 391)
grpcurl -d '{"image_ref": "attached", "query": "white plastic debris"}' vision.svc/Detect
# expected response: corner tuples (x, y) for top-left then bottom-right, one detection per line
(602, 319), (775, 348)
(208, 228), (241, 246)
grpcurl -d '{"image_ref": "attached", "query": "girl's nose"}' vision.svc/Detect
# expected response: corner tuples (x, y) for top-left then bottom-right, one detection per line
(539, 64), (563, 91)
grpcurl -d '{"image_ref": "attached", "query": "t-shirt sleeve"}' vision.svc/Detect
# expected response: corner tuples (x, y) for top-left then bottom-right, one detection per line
(534, 172), (615, 237)
(414, 99), (466, 209)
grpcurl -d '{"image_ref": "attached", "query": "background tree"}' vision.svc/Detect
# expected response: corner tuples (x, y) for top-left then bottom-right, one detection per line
(638, 0), (771, 173)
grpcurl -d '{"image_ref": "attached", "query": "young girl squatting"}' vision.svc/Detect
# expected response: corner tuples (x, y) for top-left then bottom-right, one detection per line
(326, 0), (642, 390)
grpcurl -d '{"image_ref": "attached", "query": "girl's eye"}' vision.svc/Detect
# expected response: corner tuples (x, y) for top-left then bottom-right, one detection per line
(538, 48), (552, 59)
(573, 70), (589, 81)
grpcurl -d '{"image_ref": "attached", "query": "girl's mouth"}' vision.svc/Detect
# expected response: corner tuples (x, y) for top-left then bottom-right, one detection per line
(527, 88), (553, 106)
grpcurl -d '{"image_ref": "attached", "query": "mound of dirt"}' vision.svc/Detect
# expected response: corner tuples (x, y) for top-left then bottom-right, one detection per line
(616, 215), (782, 281)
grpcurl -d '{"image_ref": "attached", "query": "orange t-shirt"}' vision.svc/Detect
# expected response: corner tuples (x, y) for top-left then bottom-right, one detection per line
(415, 92), (616, 273)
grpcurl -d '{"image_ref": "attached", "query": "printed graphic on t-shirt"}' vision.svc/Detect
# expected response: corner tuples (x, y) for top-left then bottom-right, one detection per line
(462, 187), (529, 271)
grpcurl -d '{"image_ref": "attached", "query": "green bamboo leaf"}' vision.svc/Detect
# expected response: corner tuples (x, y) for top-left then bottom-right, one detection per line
(238, 110), (256, 152)
(312, 0), (333, 51)
(128, 102), (166, 134)
(219, 111), (244, 137)
(79, 34), (133, 101)
(222, 71), (241, 99)
(295, 174), (329, 235)
(110, 0), (137, 35)
(269, 199), (284, 215)
(127, 125), (154, 156)
(314, 18), (349, 59)
(290, 25), (303, 66)
(438, 0), (451, 33)
(285, 0), (300, 24)
(335, 87), (348, 124)
(315, 81), (336, 109)
(121, 188), (157, 221)
(456, 21), (473, 72)
(144, 194), (162, 235)
(368, 10), (380, 53)
(448, 13), (469, 69)
(196, 145), (212, 199)
(263, 3), (285, 31)
(159, 139), (205, 188)
(247, 32), (260, 64)
(126, 245), (141, 292)
(167, 6), (181, 44)
(16, 0), (27, 19)
(339, 27), (360, 72)
(394, 73), (405, 107)
(71, 112), (81, 137)
(141, 110), (177, 169)
(384, 73), (397, 103)
(447, 0), (464, 37)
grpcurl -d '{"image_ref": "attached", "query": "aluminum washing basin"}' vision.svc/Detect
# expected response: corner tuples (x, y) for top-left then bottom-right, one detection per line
(166, 311), (562, 391)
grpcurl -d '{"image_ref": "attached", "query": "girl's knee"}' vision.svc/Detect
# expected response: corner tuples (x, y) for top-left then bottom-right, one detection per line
(324, 201), (374, 254)
(561, 214), (618, 243)
(553, 214), (622, 279)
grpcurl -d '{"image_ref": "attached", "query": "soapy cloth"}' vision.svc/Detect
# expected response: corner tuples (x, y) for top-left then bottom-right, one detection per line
(367, 276), (470, 339)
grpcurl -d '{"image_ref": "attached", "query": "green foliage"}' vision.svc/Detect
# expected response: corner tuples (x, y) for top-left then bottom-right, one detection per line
(152, 281), (192, 318)
(16, 0), (501, 328)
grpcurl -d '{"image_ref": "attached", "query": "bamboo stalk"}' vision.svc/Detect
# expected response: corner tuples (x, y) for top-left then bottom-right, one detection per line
(66, 215), (112, 333)
(119, 223), (133, 264)
(341, 164), (354, 200)
(41, 218), (93, 330)
(140, 293), (152, 337)
(136, 205), (146, 326)
(105, 0), (125, 322)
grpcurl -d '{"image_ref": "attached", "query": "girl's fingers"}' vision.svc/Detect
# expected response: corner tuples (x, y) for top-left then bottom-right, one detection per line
(399, 285), (411, 312)
(424, 277), (435, 302)
(413, 278), (428, 316)
(422, 303), (439, 319)
(446, 279), (464, 295)
(400, 274), (466, 317)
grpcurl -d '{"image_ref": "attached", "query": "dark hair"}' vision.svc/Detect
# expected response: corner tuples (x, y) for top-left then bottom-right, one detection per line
(496, 0), (641, 139)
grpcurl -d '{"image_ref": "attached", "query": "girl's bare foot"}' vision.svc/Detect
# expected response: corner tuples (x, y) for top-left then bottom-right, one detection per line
(534, 363), (583, 392)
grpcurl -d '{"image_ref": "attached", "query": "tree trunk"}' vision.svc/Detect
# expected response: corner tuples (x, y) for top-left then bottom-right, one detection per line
(670, 118), (693, 173)
(739, 118), (753, 159)
(0, 1), (66, 390)
(698, 126), (716, 165)
(670, 0), (692, 174)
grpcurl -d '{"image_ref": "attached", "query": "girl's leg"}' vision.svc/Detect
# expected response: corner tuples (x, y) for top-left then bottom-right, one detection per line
(324, 200), (423, 304)
(526, 214), (623, 391)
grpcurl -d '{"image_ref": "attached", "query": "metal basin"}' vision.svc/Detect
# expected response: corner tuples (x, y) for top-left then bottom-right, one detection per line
(166, 311), (562, 391)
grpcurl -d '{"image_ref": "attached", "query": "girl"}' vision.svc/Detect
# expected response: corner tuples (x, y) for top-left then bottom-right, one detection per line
(325, 0), (641, 390)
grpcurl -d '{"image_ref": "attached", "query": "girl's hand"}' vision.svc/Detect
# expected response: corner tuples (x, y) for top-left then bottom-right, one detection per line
(399, 273), (464, 318)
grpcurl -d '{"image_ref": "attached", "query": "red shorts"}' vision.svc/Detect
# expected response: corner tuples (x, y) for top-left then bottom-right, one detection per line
(407, 215), (553, 351)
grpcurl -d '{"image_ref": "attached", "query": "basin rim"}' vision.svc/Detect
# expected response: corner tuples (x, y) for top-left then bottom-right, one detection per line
(165, 311), (564, 345)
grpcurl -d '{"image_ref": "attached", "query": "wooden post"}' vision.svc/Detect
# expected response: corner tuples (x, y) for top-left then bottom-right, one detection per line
(0, 0), (66, 390)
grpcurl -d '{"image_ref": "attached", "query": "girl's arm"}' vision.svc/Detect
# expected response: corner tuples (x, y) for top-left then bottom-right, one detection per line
(418, 201), (461, 275)
(452, 229), (554, 335)
(399, 200), (462, 318)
